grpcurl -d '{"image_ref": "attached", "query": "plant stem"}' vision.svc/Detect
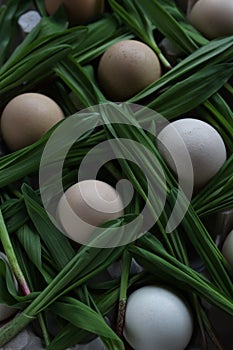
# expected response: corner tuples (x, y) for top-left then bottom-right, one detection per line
(37, 313), (50, 347)
(116, 250), (131, 337)
(0, 312), (33, 346)
(224, 82), (233, 96)
(149, 40), (172, 70)
(0, 209), (30, 296)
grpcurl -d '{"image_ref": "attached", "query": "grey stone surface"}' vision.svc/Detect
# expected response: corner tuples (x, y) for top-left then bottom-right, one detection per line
(68, 337), (107, 350)
(0, 329), (106, 350)
(107, 258), (143, 279)
(18, 10), (41, 36)
(0, 327), (44, 350)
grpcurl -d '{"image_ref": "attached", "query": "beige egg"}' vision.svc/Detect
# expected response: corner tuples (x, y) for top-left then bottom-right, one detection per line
(44, 0), (104, 25)
(0, 93), (64, 151)
(157, 118), (227, 190)
(188, 0), (233, 39)
(97, 40), (162, 101)
(56, 180), (124, 244)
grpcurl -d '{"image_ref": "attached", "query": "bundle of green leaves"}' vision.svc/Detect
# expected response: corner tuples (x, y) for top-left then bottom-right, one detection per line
(0, 1), (232, 349)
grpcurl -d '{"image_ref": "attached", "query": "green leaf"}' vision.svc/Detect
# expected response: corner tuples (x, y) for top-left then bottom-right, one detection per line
(50, 296), (124, 350)
(0, 45), (72, 100)
(0, 224), (126, 346)
(148, 63), (233, 118)
(108, 0), (171, 68)
(16, 224), (42, 271)
(0, 114), (106, 189)
(129, 240), (233, 316)
(192, 154), (233, 216)
(168, 188), (233, 298)
(22, 184), (75, 271)
(74, 15), (133, 63)
(0, 0), (31, 66)
(152, 0), (208, 47)
(0, 256), (18, 305)
(11, 238), (46, 295)
(47, 324), (89, 350)
(55, 56), (106, 107)
(130, 36), (233, 105)
(138, 0), (198, 53)
(0, 141), (44, 189)
(1, 197), (28, 234)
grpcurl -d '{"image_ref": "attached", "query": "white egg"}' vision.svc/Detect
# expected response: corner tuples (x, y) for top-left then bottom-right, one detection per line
(222, 229), (233, 268)
(56, 180), (124, 244)
(157, 118), (227, 191)
(123, 285), (193, 350)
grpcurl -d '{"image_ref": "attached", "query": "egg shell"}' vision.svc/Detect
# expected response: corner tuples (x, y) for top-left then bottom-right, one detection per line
(222, 229), (233, 268)
(188, 0), (233, 39)
(44, 0), (104, 25)
(123, 285), (193, 350)
(97, 40), (161, 101)
(0, 93), (64, 151)
(157, 118), (227, 190)
(56, 180), (124, 244)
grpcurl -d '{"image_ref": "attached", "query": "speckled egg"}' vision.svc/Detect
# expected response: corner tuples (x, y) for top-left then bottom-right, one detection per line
(0, 93), (64, 151)
(97, 40), (162, 101)
(157, 118), (227, 190)
(44, 0), (104, 25)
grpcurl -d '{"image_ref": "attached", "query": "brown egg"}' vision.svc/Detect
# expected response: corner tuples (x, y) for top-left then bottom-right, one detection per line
(188, 0), (233, 39)
(56, 180), (124, 244)
(0, 93), (64, 151)
(44, 0), (104, 25)
(97, 40), (162, 101)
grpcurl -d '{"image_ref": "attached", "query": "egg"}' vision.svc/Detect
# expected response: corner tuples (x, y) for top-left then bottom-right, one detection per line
(97, 40), (162, 101)
(188, 0), (233, 39)
(56, 180), (124, 244)
(44, 0), (104, 25)
(123, 285), (193, 350)
(222, 229), (233, 268)
(0, 93), (64, 151)
(0, 253), (18, 322)
(157, 118), (227, 190)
